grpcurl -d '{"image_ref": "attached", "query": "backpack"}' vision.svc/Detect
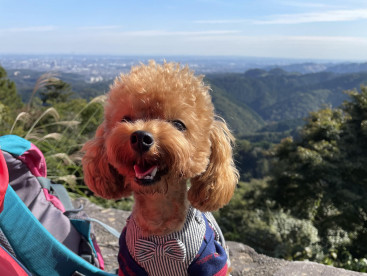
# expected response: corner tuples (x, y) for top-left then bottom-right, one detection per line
(0, 135), (118, 276)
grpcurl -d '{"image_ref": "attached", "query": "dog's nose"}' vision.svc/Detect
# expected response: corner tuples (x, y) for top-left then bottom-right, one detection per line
(130, 131), (154, 153)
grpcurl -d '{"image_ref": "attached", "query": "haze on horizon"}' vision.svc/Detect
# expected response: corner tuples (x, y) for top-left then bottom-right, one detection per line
(1, 0), (367, 61)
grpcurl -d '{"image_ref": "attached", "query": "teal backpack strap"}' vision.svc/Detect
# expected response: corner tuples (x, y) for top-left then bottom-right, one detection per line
(0, 185), (116, 276)
(37, 177), (75, 211)
(84, 218), (120, 239)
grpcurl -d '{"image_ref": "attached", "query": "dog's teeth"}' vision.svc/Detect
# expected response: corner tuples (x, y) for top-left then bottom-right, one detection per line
(134, 165), (158, 180)
(151, 167), (158, 177)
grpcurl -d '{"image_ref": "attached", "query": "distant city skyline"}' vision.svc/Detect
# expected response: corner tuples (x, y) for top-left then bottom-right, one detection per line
(1, 0), (367, 61)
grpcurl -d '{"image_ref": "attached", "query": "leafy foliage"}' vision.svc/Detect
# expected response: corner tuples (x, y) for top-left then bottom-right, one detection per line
(0, 67), (24, 133)
(234, 139), (270, 181)
(40, 79), (74, 105)
(265, 87), (367, 270)
(217, 180), (321, 260)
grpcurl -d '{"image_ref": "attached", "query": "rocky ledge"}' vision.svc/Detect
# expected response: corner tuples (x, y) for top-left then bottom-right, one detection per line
(73, 198), (366, 276)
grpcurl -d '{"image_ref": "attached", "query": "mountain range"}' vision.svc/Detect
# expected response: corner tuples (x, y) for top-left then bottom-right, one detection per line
(5, 64), (367, 138)
(266, 62), (367, 74)
(206, 69), (367, 137)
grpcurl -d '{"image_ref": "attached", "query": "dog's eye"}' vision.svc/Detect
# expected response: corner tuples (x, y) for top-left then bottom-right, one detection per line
(171, 120), (186, 131)
(122, 116), (132, 123)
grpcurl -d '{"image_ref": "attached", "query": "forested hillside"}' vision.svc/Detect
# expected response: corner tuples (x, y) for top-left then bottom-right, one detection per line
(8, 67), (367, 138)
(2, 64), (367, 272)
(207, 69), (367, 135)
(218, 88), (367, 273)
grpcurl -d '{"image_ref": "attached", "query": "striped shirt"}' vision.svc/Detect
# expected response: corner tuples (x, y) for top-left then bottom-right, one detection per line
(118, 206), (229, 276)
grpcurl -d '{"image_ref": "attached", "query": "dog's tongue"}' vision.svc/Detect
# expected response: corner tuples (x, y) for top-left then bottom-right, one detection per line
(134, 165), (158, 180)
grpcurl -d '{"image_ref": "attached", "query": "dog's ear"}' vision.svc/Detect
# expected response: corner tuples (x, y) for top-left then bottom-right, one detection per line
(188, 119), (239, 212)
(82, 123), (131, 199)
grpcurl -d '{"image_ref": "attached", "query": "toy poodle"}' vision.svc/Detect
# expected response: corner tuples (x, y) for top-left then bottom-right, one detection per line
(82, 61), (239, 276)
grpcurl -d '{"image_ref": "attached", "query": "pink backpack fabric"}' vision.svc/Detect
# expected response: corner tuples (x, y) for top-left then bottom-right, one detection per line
(0, 150), (8, 212)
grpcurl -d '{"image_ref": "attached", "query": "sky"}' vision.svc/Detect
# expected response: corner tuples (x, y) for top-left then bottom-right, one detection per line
(1, 0), (367, 61)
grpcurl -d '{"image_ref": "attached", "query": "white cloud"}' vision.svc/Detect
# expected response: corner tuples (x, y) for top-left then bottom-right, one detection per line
(1, 26), (367, 60)
(77, 25), (123, 31)
(194, 19), (249, 24)
(195, 9), (367, 26)
(187, 34), (367, 44)
(180, 34), (367, 60)
(115, 30), (241, 36)
(279, 1), (338, 9)
(285, 35), (367, 43)
(253, 9), (367, 24)
(0, 26), (56, 33)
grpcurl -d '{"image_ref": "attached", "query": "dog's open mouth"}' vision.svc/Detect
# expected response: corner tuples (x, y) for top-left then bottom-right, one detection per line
(134, 164), (160, 185)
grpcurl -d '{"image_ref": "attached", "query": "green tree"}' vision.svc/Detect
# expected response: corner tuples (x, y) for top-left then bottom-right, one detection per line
(268, 86), (367, 269)
(235, 139), (270, 181)
(269, 107), (345, 219)
(40, 79), (74, 105)
(0, 67), (23, 109)
(217, 179), (321, 260)
(0, 66), (23, 134)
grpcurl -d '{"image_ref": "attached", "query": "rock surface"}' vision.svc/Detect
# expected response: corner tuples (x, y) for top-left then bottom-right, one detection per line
(73, 198), (366, 276)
